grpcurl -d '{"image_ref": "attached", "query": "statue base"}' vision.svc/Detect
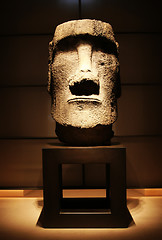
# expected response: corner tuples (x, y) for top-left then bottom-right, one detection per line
(37, 144), (133, 228)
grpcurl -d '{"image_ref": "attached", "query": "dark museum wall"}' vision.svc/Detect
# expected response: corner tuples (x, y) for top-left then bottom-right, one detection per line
(0, 0), (162, 188)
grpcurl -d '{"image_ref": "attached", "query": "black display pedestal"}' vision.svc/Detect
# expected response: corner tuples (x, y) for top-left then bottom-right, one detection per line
(38, 145), (133, 228)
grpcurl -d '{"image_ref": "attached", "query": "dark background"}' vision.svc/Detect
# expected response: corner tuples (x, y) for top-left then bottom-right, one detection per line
(0, 0), (162, 188)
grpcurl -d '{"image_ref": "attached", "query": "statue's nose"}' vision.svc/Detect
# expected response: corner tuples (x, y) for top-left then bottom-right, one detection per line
(69, 41), (99, 96)
(77, 42), (92, 73)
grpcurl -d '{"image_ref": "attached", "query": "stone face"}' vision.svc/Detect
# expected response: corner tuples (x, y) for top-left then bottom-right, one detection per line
(48, 19), (120, 145)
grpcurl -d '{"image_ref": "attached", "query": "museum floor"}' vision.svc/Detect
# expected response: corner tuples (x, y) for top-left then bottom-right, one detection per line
(0, 189), (161, 240)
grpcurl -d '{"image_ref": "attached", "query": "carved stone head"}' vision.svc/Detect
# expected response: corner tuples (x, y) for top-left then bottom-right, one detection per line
(48, 19), (120, 145)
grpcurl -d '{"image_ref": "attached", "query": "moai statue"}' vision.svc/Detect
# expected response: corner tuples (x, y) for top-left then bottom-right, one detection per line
(48, 19), (120, 145)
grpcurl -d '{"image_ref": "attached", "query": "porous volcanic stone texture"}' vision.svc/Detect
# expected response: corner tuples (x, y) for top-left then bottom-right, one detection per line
(48, 19), (120, 145)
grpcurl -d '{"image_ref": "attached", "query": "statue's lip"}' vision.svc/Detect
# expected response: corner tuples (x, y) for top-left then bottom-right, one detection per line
(67, 97), (101, 104)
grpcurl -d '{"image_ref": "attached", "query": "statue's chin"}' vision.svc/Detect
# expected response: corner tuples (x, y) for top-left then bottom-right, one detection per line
(53, 101), (117, 129)
(55, 122), (114, 146)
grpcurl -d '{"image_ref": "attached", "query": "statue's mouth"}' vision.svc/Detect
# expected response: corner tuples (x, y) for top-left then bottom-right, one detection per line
(69, 79), (99, 96)
(67, 97), (101, 104)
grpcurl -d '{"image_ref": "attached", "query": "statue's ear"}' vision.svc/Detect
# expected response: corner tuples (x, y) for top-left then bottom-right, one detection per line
(47, 41), (54, 95)
(114, 42), (121, 99)
(116, 41), (119, 56)
(115, 66), (121, 99)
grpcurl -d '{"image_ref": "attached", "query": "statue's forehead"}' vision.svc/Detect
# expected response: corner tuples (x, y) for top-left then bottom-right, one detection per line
(51, 19), (116, 49)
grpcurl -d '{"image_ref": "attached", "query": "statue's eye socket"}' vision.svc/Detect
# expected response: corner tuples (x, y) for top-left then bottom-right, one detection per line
(56, 37), (77, 52)
(93, 39), (118, 56)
